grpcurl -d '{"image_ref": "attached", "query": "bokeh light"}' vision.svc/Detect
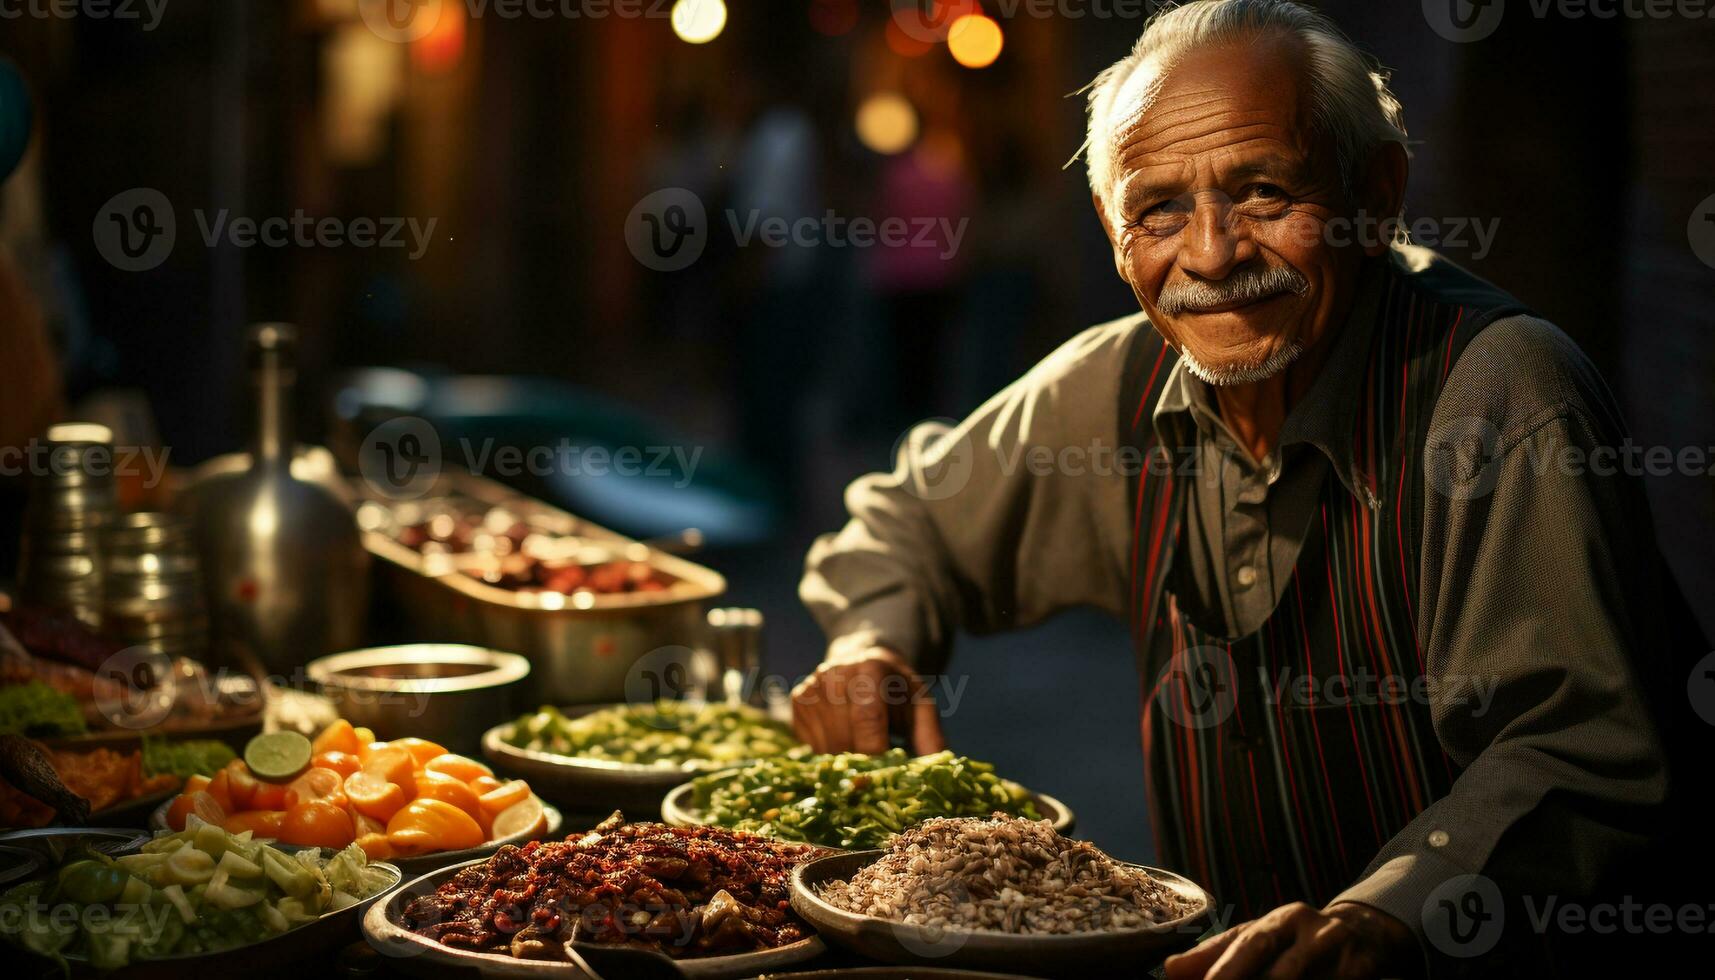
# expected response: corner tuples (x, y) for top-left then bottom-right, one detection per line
(855, 93), (919, 155)
(671, 0), (727, 44)
(947, 14), (1003, 69)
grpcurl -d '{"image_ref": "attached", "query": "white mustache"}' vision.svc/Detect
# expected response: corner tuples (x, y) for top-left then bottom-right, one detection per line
(1156, 265), (1309, 315)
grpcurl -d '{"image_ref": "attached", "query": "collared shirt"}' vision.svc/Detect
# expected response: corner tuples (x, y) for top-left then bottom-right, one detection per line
(1149, 257), (1385, 637)
(800, 244), (1703, 946)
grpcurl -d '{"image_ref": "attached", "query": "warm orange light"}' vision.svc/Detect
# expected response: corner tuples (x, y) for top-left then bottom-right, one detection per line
(855, 93), (918, 155)
(411, 0), (465, 74)
(947, 14), (1003, 69)
(884, 18), (932, 58)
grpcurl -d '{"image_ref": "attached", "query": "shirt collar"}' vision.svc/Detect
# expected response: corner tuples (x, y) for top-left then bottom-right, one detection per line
(1151, 254), (1390, 502)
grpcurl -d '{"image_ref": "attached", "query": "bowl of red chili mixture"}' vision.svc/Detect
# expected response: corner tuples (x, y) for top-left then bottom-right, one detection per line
(363, 812), (827, 978)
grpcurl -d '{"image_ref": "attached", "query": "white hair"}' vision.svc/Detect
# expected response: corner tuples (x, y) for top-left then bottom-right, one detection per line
(1081, 0), (1407, 223)
(1180, 340), (1303, 386)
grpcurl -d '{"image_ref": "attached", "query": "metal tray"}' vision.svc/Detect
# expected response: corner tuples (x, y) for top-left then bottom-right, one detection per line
(357, 472), (726, 706)
(660, 781), (1077, 843)
(149, 796), (565, 879)
(364, 857), (826, 979)
(790, 850), (1212, 978)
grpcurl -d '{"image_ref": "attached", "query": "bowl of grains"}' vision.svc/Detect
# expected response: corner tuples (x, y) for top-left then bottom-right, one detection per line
(789, 814), (1213, 976)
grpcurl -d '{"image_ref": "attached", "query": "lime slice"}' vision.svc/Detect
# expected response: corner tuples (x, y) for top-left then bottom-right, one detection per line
(244, 731), (312, 781)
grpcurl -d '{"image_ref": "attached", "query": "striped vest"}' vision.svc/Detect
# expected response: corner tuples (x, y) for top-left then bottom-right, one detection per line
(1121, 253), (1528, 918)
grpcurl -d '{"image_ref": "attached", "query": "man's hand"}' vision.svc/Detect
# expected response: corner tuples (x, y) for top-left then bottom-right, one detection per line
(790, 640), (946, 755)
(1164, 902), (1421, 980)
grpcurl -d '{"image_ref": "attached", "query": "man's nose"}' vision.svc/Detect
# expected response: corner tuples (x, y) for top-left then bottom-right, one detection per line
(1178, 191), (1253, 280)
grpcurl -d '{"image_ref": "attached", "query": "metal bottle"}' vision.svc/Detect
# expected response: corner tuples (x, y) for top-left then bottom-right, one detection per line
(177, 323), (369, 676)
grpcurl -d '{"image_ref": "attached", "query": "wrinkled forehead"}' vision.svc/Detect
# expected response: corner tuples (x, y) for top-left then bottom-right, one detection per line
(1104, 34), (1313, 173)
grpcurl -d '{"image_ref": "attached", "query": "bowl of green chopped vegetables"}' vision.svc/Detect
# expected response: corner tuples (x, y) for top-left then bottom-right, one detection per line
(482, 700), (807, 814)
(0, 818), (400, 977)
(662, 749), (1074, 850)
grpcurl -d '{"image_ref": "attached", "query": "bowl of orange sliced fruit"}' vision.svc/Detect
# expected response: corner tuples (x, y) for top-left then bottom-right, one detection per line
(152, 720), (562, 876)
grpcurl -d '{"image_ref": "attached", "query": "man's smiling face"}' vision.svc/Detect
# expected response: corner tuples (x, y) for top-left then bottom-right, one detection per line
(1097, 32), (1368, 385)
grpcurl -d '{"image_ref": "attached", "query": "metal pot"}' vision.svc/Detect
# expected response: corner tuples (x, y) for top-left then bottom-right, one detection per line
(306, 644), (530, 755)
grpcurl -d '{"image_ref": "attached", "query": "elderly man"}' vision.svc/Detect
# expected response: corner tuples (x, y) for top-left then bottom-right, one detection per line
(793, 1), (1705, 976)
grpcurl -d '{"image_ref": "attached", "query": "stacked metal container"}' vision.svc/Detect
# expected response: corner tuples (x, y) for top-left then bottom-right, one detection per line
(17, 422), (118, 627)
(100, 512), (208, 659)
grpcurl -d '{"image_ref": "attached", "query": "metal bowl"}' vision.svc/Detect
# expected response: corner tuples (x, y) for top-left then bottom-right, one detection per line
(149, 796), (564, 879)
(364, 857), (826, 980)
(790, 850), (1213, 978)
(307, 644), (530, 755)
(660, 780), (1077, 844)
(480, 710), (773, 816)
(0, 829), (402, 979)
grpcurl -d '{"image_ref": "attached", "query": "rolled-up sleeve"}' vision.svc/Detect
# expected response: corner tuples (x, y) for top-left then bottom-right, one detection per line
(800, 318), (1142, 671)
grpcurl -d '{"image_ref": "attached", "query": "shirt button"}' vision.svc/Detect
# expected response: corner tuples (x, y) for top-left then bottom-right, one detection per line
(1235, 565), (1257, 589)
(1428, 830), (1450, 848)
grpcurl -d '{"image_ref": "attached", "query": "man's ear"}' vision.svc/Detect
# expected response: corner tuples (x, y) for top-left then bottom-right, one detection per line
(1358, 142), (1409, 256)
(1092, 192), (1132, 284)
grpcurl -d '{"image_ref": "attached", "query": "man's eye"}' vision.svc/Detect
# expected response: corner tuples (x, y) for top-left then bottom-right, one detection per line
(1243, 183), (1288, 203)
(1132, 197), (1190, 228)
